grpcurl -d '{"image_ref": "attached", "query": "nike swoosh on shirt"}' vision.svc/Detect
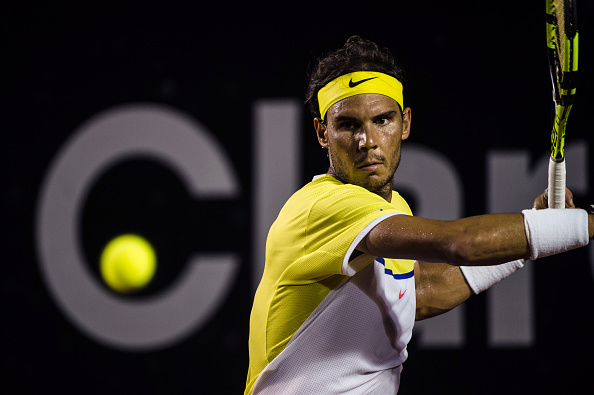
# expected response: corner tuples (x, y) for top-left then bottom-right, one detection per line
(399, 289), (407, 300)
(348, 77), (378, 88)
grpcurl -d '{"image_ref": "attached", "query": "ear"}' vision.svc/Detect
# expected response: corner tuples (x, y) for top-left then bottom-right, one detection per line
(401, 107), (412, 141)
(314, 118), (329, 148)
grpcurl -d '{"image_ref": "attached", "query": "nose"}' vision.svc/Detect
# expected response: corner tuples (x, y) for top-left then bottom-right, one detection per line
(358, 123), (377, 151)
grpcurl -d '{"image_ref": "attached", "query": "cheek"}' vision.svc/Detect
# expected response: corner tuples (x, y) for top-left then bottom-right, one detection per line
(380, 130), (401, 149)
(330, 135), (355, 155)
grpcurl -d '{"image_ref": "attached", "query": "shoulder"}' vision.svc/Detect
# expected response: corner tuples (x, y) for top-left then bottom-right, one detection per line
(281, 175), (412, 224)
(390, 190), (413, 216)
(299, 175), (413, 215)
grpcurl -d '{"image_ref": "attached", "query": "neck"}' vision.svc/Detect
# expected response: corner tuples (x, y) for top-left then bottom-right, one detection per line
(326, 170), (393, 203)
(376, 182), (393, 203)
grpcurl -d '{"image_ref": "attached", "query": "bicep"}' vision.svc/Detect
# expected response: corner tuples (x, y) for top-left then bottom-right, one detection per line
(356, 215), (462, 263)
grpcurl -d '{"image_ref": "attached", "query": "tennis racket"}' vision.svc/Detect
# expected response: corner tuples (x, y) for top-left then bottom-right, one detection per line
(546, 0), (579, 208)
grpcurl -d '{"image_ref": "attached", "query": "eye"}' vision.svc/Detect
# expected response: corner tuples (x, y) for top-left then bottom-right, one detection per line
(337, 120), (357, 130)
(376, 118), (389, 125)
(372, 111), (398, 126)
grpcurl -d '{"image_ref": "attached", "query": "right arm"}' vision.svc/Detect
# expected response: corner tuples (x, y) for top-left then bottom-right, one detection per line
(356, 211), (594, 267)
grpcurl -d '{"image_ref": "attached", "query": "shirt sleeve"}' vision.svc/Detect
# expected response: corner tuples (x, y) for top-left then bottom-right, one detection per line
(303, 183), (410, 277)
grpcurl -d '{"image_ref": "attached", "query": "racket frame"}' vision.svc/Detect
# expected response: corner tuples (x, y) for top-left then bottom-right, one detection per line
(545, 0), (578, 208)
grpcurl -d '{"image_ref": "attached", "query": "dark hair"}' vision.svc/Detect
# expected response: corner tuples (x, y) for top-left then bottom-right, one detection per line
(305, 35), (406, 119)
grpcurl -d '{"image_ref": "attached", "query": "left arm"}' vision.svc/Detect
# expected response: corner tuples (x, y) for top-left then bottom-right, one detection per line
(415, 189), (576, 321)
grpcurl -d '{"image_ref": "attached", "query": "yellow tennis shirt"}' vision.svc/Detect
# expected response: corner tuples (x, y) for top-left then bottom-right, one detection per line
(245, 175), (416, 394)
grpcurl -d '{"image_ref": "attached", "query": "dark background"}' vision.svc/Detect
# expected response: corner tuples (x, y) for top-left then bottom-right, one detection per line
(3, 1), (594, 393)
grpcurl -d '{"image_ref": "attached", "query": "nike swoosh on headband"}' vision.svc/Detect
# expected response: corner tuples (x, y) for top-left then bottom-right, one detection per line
(348, 77), (378, 88)
(317, 72), (403, 120)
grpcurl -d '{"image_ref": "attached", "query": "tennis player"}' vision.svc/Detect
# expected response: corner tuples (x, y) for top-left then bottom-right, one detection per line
(244, 36), (593, 394)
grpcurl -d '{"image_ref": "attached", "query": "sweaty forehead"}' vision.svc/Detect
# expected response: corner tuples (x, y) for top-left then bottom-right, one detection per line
(327, 93), (400, 119)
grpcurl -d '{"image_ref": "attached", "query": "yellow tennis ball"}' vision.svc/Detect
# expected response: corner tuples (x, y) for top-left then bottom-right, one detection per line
(100, 234), (157, 293)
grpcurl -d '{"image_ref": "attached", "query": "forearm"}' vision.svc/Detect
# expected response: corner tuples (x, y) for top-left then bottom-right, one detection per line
(415, 259), (526, 319)
(360, 210), (592, 266)
(361, 213), (530, 266)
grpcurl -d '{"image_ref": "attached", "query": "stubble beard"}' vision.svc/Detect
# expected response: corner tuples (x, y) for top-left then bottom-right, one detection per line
(327, 147), (401, 199)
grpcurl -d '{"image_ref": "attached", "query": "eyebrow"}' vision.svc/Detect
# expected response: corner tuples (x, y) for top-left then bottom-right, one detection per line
(333, 110), (399, 124)
(333, 115), (360, 124)
(372, 110), (399, 120)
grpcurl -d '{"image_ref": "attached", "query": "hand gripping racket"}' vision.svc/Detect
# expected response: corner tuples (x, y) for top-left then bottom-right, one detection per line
(546, 0), (578, 208)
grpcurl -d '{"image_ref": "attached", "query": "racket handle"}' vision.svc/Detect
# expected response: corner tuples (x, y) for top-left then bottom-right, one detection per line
(547, 156), (566, 209)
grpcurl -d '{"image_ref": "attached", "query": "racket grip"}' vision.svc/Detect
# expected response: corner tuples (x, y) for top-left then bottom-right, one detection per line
(547, 156), (566, 209)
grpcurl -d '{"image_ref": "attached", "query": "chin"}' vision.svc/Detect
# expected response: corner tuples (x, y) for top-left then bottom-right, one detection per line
(356, 173), (393, 193)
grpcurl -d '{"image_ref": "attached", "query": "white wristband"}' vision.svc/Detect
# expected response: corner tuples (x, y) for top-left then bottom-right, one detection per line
(460, 259), (525, 294)
(522, 208), (589, 260)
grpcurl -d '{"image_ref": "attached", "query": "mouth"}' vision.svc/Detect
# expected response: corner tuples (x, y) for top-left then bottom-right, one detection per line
(356, 161), (383, 171)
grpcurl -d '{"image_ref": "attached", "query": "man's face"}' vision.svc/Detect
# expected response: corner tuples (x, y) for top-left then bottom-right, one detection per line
(314, 93), (411, 200)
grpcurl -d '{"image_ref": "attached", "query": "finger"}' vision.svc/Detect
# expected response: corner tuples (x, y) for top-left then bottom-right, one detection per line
(533, 193), (548, 210)
(565, 188), (575, 208)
